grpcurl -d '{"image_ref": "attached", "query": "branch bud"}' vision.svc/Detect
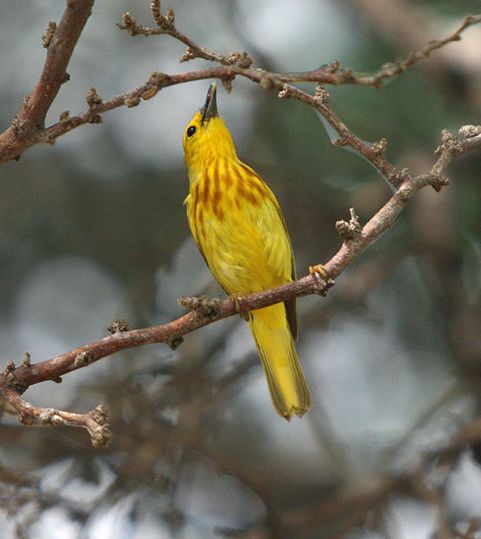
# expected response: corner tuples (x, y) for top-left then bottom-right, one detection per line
(371, 137), (388, 157)
(178, 295), (222, 318)
(165, 335), (184, 350)
(458, 125), (481, 139)
(59, 111), (71, 128)
(222, 77), (234, 94)
(435, 130), (463, 157)
(107, 320), (129, 334)
(180, 47), (196, 63)
(86, 87), (102, 108)
(260, 77), (275, 89)
(74, 351), (94, 368)
(387, 167), (410, 186)
(278, 84), (293, 99)
(335, 208), (362, 240)
(314, 85), (330, 104)
(323, 60), (340, 73)
(41, 21), (57, 48)
(22, 353), (31, 368)
(124, 95), (140, 108)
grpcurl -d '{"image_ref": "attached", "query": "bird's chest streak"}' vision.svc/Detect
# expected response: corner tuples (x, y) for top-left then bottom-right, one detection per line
(188, 182), (266, 295)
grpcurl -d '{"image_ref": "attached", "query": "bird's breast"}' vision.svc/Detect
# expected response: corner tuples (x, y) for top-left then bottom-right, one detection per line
(187, 161), (291, 295)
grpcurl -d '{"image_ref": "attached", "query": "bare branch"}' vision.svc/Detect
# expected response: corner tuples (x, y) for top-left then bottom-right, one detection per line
(117, 1), (253, 67)
(0, 0), (95, 162)
(358, 14), (481, 87)
(336, 208), (362, 241)
(0, 6), (478, 163)
(3, 386), (111, 448)
(279, 83), (408, 188)
(118, 6), (481, 87)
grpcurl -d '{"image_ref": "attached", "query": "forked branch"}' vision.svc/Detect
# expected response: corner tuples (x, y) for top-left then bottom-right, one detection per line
(3, 386), (111, 448)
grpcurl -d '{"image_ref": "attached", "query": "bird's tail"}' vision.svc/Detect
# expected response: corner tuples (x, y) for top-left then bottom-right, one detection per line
(249, 303), (311, 419)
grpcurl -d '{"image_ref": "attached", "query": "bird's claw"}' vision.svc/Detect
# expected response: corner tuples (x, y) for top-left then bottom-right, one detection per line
(309, 264), (328, 281)
(231, 295), (249, 321)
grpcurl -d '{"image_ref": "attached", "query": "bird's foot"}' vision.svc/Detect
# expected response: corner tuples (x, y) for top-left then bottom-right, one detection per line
(309, 264), (328, 281)
(308, 264), (334, 296)
(231, 295), (249, 321)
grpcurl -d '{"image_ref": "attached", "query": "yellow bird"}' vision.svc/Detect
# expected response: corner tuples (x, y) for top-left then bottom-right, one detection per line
(182, 83), (311, 419)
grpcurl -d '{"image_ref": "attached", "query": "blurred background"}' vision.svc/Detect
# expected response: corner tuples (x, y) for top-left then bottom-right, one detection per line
(0, 1), (480, 538)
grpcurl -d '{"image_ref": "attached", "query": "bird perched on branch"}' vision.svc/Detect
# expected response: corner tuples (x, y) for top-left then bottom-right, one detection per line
(182, 83), (311, 419)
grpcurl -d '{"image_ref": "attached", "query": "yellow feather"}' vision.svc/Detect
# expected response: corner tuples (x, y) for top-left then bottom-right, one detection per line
(249, 305), (310, 418)
(182, 84), (311, 418)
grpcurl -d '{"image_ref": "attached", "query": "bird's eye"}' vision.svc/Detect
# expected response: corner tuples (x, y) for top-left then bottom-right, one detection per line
(187, 125), (196, 137)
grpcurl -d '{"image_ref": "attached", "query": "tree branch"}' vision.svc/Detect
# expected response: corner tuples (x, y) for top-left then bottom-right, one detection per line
(0, 0), (95, 162)
(3, 386), (111, 448)
(35, 11), (481, 158)
(117, 0), (254, 67)
(1, 124), (480, 443)
(357, 13), (481, 87)
(118, 4), (481, 88)
(0, 3), (478, 163)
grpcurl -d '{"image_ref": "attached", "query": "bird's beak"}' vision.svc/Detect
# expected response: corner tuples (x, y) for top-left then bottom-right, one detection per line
(201, 82), (218, 123)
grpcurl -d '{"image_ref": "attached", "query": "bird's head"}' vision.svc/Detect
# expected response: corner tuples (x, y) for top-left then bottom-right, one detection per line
(183, 83), (237, 177)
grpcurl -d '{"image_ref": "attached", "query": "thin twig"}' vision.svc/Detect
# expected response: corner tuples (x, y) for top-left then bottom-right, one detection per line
(117, 0), (253, 67)
(360, 14), (481, 87)
(3, 386), (111, 447)
(279, 83), (406, 188)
